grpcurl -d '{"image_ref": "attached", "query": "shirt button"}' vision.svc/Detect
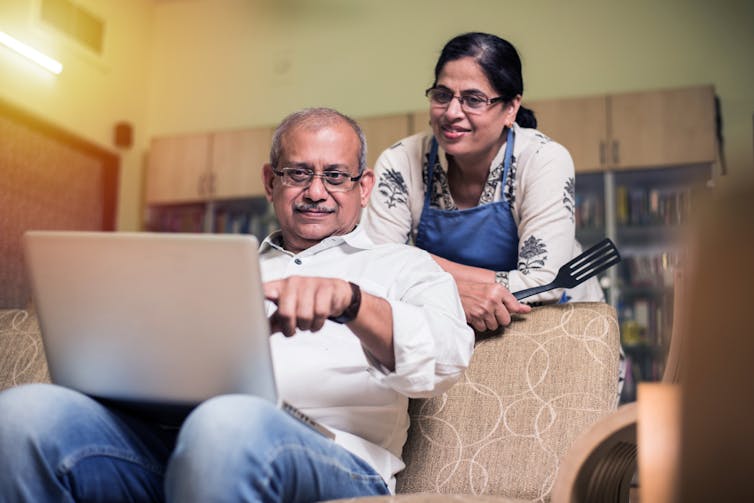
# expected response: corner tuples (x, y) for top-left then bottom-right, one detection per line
(294, 258), (302, 265)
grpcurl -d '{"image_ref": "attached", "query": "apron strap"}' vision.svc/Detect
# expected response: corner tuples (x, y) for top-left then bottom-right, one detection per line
(424, 127), (516, 208)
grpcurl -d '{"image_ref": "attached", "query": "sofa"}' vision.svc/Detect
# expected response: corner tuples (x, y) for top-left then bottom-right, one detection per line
(0, 302), (621, 502)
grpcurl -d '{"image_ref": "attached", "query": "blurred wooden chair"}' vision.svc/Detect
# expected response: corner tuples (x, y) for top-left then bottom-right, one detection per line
(677, 181), (754, 502)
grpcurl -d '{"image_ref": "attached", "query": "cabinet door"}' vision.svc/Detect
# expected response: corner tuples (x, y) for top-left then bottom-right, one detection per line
(609, 85), (717, 170)
(528, 95), (609, 173)
(146, 134), (211, 204)
(359, 114), (411, 168)
(211, 127), (273, 199)
(409, 109), (430, 135)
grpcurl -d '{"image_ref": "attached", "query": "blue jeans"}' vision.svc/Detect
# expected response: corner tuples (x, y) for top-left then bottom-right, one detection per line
(0, 383), (390, 502)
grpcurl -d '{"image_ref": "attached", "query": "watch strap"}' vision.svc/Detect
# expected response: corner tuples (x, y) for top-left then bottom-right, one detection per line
(328, 281), (361, 324)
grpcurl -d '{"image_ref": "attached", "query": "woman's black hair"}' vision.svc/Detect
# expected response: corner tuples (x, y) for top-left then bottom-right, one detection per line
(433, 32), (537, 128)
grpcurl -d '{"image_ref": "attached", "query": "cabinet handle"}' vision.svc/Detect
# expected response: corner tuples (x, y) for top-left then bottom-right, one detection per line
(599, 141), (607, 165)
(612, 141), (620, 165)
(198, 173), (206, 196)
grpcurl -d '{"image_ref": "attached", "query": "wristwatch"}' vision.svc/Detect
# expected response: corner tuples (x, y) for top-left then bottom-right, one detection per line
(328, 281), (362, 324)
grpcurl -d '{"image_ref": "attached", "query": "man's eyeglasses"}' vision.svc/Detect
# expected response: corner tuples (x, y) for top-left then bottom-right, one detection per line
(272, 166), (363, 192)
(425, 87), (505, 114)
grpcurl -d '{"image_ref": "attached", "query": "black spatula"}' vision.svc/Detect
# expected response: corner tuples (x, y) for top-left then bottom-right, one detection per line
(512, 238), (621, 301)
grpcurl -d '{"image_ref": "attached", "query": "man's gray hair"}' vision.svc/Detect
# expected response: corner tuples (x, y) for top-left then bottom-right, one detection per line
(269, 108), (367, 173)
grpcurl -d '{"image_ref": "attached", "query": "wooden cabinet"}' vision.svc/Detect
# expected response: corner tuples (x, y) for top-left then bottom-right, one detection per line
(409, 109), (430, 135)
(529, 85), (717, 173)
(211, 128), (273, 199)
(146, 127), (272, 205)
(609, 86), (717, 169)
(146, 133), (211, 204)
(527, 95), (608, 172)
(358, 114), (411, 168)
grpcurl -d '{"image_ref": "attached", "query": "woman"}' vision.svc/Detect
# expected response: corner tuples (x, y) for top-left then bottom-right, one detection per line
(363, 32), (604, 333)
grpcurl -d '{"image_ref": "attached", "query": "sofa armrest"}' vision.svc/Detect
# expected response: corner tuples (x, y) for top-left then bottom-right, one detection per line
(396, 302), (622, 501)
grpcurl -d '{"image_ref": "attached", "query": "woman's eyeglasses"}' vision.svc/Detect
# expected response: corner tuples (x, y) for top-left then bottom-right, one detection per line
(425, 87), (505, 114)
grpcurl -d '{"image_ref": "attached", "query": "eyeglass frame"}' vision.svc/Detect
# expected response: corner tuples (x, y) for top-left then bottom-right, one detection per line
(425, 86), (506, 113)
(271, 165), (364, 192)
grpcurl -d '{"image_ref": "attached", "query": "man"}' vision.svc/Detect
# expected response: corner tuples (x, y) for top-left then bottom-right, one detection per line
(0, 108), (474, 502)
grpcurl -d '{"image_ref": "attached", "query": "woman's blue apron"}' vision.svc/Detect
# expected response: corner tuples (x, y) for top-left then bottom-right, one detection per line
(415, 128), (518, 271)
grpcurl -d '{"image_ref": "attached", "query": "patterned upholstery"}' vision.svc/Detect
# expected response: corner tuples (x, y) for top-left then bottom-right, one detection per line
(0, 310), (49, 388)
(395, 302), (621, 502)
(0, 303), (621, 503)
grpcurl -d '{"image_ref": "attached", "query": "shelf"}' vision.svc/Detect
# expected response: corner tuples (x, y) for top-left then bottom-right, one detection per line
(575, 162), (713, 404)
(616, 225), (685, 246)
(576, 228), (607, 248)
(618, 283), (673, 296)
(146, 196), (278, 243)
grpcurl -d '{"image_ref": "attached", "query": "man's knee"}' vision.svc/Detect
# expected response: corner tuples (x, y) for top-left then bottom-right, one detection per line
(0, 384), (75, 436)
(178, 395), (279, 451)
(0, 383), (95, 465)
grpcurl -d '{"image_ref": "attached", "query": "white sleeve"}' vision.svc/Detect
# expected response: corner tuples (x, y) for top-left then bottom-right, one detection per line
(365, 249), (474, 398)
(507, 140), (578, 303)
(362, 138), (420, 245)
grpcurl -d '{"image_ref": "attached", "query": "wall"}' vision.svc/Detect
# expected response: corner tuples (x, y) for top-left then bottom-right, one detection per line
(2, 0), (752, 230)
(0, 0), (153, 231)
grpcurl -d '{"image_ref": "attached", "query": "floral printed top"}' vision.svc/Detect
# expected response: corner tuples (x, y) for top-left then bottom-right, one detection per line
(362, 123), (604, 303)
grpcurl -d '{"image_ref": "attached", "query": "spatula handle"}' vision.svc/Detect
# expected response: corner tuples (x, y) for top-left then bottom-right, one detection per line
(513, 282), (555, 301)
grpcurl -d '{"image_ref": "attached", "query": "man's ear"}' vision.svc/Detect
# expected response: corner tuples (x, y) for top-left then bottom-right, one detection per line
(262, 164), (275, 202)
(358, 169), (375, 208)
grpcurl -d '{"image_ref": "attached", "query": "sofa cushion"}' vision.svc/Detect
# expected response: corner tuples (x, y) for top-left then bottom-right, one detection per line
(0, 309), (50, 390)
(396, 303), (621, 502)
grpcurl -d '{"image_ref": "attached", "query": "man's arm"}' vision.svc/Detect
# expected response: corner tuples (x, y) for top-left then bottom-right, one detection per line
(263, 276), (395, 371)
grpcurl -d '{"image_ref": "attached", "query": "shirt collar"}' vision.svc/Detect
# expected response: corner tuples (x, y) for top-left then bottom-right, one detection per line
(259, 224), (372, 257)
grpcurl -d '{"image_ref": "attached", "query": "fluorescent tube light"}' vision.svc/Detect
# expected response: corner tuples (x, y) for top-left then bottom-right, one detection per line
(0, 31), (63, 74)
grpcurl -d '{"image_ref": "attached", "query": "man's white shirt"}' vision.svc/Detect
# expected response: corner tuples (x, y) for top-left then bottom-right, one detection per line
(259, 225), (474, 491)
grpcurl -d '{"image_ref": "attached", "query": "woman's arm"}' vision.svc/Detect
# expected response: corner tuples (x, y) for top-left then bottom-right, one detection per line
(505, 137), (578, 302)
(431, 254), (531, 332)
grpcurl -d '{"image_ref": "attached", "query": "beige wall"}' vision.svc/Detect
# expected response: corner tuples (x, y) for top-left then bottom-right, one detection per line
(2, 0), (752, 230)
(0, 0), (153, 231)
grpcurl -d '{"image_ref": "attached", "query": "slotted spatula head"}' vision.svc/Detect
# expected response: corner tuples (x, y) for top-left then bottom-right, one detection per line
(513, 237), (621, 300)
(555, 238), (621, 289)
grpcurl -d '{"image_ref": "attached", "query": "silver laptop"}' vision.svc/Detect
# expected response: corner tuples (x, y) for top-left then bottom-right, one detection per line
(23, 230), (332, 436)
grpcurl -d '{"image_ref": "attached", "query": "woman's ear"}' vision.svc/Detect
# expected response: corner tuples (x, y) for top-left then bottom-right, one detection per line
(507, 95), (522, 127)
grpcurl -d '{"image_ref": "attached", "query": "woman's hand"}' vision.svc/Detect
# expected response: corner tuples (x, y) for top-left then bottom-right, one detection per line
(456, 280), (531, 332)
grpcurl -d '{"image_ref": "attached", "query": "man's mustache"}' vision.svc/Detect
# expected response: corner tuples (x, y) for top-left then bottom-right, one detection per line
(294, 203), (336, 214)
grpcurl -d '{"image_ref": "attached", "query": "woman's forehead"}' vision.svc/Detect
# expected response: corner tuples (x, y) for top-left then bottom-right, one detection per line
(437, 57), (494, 93)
